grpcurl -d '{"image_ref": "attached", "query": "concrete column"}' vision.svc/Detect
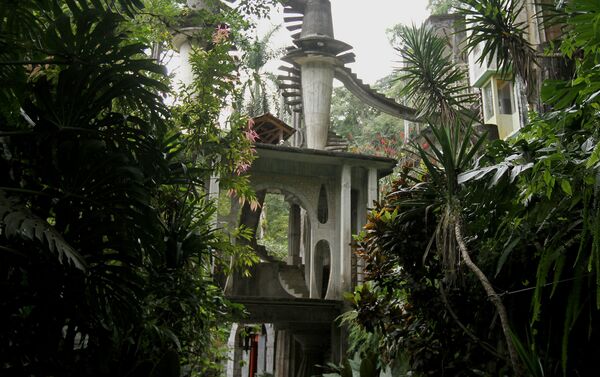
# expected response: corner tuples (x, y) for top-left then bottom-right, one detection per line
(330, 322), (342, 365)
(301, 59), (334, 150)
(257, 331), (266, 376)
(340, 165), (352, 295)
(226, 324), (239, 377)
(301, 210), (311, 285)
(288, 204), (302, 266)
(300, 0), (335, 38)
(309, 230), (319, 299)
(367, 168), (378, 208)
(354, 168), (378, 285)
(275, 329), (293, 377)
(265, 325), (275, 375)
(178, 40), (194, 87)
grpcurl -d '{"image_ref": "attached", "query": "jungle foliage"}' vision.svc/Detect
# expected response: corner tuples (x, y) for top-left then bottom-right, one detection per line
(349, 0), (600, 376)
(331, 74), (407, 157)
(0, 0), (276, 375)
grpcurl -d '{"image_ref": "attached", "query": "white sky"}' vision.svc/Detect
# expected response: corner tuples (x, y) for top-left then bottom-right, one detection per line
(258, 0), (430, 85)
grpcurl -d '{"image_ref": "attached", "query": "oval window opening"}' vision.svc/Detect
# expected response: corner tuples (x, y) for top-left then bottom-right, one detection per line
(317, 185), (328, 224)
(315, 240), (331, 299)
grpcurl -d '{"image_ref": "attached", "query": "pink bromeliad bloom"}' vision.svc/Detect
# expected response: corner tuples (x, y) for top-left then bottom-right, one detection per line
(243, 118), (260, 143)
(235, 159), (251, 175)
(212, 24), (230, 44)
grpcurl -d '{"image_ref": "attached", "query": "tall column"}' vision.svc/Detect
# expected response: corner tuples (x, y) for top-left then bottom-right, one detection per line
(340, 165), (352, 295)
(226, 324), (240, 377)
(356, 168), (378, 285)
(287, 204), (302, 266)
(367, 168), (378, 208)
(265, 325), (275, 375)
(301, 59), (334, 150)
(275, 329), (294, 377)
(178, 40), (195, 87)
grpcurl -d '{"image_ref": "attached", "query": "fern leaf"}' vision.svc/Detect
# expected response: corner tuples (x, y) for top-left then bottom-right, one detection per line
(0, 190), (86, 270)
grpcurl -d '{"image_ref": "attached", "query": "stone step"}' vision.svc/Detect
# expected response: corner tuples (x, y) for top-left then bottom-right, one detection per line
(278, 264), (309, 298)
(285, 99), (302, 106)
(281, 91), (301, 98)
(278, 83), (301, 90)
(279, 65), (301, 75)
(284, 7), (303, 15)
(337, 52), (356, 64)
(284, 16), (303, 23)
(277, 74), (301, 83)
(286, 23), (302, 31)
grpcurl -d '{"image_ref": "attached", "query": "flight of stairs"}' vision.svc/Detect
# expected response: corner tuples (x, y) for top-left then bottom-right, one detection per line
(278, 263), (309, 298)
(325, 131), (349, 152)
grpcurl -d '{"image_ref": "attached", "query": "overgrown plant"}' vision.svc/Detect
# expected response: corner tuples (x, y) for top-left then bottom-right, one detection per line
(352, 0), (600, 375)
(0, 0), (273, 375)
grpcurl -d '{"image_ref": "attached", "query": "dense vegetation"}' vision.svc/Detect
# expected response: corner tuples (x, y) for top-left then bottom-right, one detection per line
(331, 74), (407, 157)
(0, 0), (276, 375)
(347, 0), (600, 376)
(256, 193), (289, 261)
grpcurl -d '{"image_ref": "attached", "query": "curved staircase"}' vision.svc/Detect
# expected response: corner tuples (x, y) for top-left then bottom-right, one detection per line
(278, 263), (309, 298)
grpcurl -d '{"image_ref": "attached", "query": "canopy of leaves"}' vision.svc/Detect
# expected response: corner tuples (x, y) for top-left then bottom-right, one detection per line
(350, 0), (600, 375)
(0, 0), (268, 375)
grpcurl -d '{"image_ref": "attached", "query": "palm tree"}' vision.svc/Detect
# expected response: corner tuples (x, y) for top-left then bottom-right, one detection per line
(238, 25), (283, 116)
(458, 0), (538, 117)
(396, 24), (522, 374)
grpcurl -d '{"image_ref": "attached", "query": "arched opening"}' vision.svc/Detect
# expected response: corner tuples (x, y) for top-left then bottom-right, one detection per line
(314, 240), (331, 299)
(256, 192), (290, 261)
(239, 188), (309, 269)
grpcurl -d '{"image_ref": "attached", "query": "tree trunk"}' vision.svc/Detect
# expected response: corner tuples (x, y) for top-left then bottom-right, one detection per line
(454, 220), (522, 376)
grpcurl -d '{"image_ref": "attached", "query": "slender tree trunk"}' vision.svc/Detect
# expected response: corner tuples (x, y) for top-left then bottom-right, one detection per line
(454, 220), (522, 376)
(439, 284), (501, 358)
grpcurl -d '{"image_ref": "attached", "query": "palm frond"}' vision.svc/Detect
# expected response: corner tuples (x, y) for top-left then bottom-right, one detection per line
(458, 0), (537, 90)
(395, 24), (478, 123)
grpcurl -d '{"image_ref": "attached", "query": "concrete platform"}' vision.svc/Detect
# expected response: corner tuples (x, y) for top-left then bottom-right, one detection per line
(228, 296), (342, 324)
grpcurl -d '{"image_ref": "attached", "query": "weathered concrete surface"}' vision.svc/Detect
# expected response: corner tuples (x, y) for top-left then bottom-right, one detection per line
(230, 297), (342, 324)
(301, 60), (334, 149)
(227, 262), (295, 299)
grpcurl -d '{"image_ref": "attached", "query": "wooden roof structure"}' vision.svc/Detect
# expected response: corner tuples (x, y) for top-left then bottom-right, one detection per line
(252, 113), (296, 145)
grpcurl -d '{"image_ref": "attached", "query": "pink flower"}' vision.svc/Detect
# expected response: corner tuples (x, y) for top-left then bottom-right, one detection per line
(235, 159), (251, 175)
(243, 118), (260, 143)
(212, 24), (230, 44)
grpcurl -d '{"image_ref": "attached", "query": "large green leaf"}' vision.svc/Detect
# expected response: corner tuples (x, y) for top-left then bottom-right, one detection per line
(0, 190), (86, 270)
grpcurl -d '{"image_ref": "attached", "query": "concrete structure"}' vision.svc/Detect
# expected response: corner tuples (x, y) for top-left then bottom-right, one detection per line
(278, 0), (419, 151)
(218, 1), (426, 374)
(223, 143), (395, 377)
(172, 1), (415, 376)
